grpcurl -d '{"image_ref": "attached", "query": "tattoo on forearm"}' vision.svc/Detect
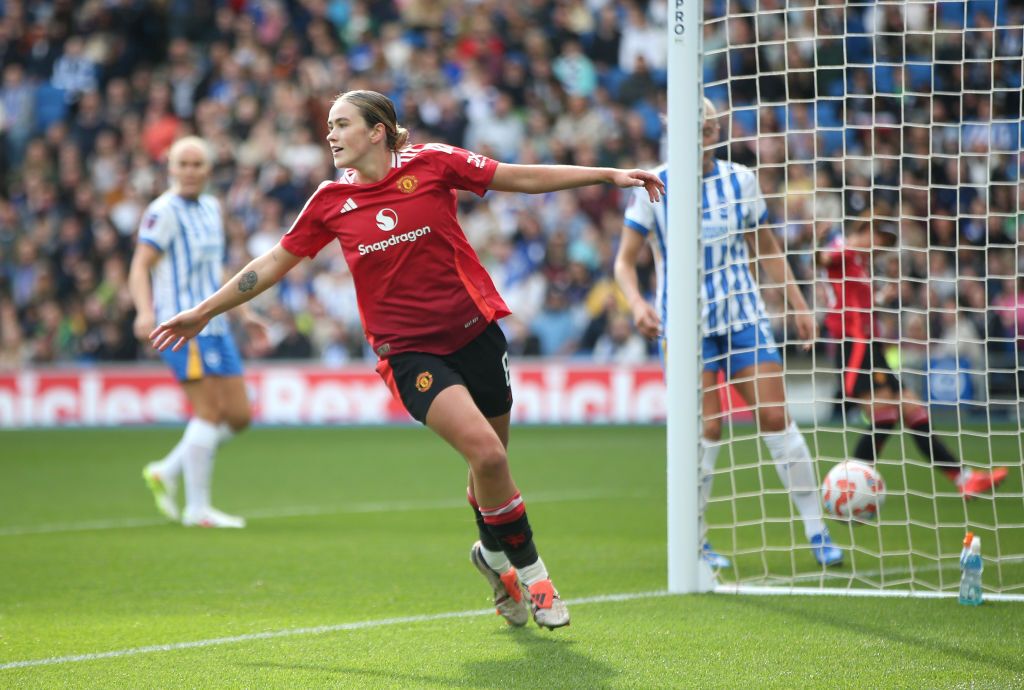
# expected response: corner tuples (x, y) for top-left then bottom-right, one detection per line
(238, 271), (257, 292)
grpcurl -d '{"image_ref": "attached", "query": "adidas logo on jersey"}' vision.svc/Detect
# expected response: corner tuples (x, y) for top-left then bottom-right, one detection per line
(339, 198), (358, 214)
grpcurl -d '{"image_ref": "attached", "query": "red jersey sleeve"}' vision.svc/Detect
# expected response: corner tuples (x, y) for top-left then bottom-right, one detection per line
(424, 144), (498, 197)
(280, 182), (335, 258)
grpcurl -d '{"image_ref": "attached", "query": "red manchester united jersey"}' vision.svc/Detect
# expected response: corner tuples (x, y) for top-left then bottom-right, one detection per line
(820, 234), (874, 339)
(281, 144), (510, 357)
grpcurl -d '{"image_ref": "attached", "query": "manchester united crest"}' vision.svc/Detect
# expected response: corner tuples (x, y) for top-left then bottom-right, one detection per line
(397, 175), (418, 193)
(415, 371), (433, 392)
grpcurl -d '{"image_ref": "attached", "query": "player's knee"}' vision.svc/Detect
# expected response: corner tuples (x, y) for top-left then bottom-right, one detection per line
(465, 436), (509, 479)
(222, 395), (252, 431)
(702, 419), (722, 442)
(226, 409), (251, 433)
(758, 406), (787, 433)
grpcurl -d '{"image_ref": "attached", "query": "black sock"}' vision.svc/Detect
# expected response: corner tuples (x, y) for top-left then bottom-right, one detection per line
(471, 505), (503, 553)
(908, 419), (960, 475)
(486, 517), (538, 570)
(480, 492), (539, 569)
(853, 419), (896, 462)
(467, 491), (503, 553)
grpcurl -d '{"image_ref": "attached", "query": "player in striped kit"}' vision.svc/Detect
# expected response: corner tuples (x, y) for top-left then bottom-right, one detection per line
(129, 136), (259, 528)
(615, 99), (843, 567)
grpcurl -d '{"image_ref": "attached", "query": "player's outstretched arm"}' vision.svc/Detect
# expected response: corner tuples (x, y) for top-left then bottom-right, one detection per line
(489, 164), (664, 202)
(150, 241), (302, 352)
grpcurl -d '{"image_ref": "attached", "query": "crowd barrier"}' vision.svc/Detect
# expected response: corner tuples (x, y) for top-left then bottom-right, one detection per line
(0, 362), (670, 428)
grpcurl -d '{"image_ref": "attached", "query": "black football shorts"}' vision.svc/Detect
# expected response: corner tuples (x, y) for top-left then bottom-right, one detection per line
(376, 321), (513, 423)
(836, 338), (901, 400)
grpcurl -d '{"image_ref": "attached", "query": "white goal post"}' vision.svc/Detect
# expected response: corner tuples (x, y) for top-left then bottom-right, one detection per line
(665, 0), (709, 593)
(668, 0), (1024, 601)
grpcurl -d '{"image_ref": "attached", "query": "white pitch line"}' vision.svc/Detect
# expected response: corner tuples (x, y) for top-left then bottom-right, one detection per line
(0, 590), (674, 671)
(0, 489), (644, 537)
(755, 554), (1024, 586)
(0, 516), (169, 536)
(716, 584), (1024, 601)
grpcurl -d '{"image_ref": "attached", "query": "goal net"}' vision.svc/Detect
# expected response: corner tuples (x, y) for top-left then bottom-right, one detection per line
(698, 0), (1024, 598)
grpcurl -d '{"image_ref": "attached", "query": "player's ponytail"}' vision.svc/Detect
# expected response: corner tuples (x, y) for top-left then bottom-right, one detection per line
(335, 90), (410, 151)
(393, 126), (410, 151)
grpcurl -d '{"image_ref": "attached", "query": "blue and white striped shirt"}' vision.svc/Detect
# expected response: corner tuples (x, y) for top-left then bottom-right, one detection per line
(623, 159), (769, 336)
(137, 192), (229, 336)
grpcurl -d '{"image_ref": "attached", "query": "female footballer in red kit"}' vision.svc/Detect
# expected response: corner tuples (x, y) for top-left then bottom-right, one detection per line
(151, 90), (664, 629)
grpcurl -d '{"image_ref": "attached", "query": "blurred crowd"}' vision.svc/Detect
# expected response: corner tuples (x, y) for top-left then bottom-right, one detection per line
(0, 0), (1021, 397)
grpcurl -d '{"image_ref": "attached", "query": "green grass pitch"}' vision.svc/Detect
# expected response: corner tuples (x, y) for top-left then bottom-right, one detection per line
(1, 425), (1022, 688)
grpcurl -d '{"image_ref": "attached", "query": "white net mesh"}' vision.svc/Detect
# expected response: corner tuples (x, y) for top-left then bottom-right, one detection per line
(700, 0), (1024, 595)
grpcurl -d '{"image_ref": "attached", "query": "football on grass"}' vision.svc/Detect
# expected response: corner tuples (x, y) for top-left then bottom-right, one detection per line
(822, 460), (885, 521)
